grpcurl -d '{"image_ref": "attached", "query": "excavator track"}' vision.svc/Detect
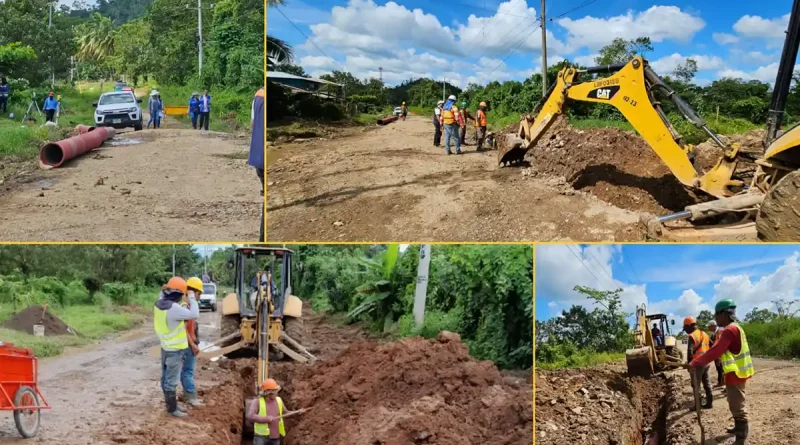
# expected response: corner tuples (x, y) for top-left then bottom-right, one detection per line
(756, 169), (800, 241)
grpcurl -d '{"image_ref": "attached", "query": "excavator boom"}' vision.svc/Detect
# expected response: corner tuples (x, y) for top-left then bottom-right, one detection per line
(498, 57), (744, 198)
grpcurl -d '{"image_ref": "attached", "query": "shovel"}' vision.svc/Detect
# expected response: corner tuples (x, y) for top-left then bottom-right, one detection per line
(689, 367), (706, 445)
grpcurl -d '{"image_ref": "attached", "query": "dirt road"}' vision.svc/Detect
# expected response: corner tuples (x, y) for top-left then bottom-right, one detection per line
(267, 115), (641, 242)
(0, 129), (262, 242)
(536, 354), (800, 444)
(0, 310), (220, 444)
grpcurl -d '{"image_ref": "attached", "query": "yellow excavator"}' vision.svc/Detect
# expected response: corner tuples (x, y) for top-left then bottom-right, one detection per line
(199, 247), (315, 387)
(625, 304), (684, 377)
(499, 0), (800, 241)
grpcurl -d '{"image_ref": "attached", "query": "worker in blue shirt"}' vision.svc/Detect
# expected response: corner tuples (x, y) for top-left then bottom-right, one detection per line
(188, 92), (200, 129)
(249, 87), (265, 241)
(0, 77), (10, 115)
(43, 92), (59, 122)
(198, 89), (211, 131)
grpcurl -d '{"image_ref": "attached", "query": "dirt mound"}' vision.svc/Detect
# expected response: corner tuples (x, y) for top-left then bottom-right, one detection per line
(2, 305), (74, 336)
(280, 336), (532, 445)
(519, 116), (715, 215)
(536, 368), (677, 444)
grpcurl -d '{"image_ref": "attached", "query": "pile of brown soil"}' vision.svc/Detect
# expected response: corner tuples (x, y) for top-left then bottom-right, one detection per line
(536, 368), (678, 444)
(2, 304), (74, 336)
(520, 116), (716, 215)
(281, 334), (532, 445)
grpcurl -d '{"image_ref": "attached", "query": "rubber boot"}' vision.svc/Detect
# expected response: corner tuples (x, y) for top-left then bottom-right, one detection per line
(727, 420), (743, 434)
(733, 421), (748, 444)
(166, 391), (187, 417)
(702, 388), (713, 409)
(185, 391), (204, 407)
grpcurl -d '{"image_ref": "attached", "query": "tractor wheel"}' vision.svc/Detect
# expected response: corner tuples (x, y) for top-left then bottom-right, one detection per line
(13, 386), (40, 438)
(756, 170), (800, 241)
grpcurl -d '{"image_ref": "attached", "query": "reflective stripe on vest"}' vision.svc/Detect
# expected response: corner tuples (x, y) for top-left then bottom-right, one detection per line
(441, 108), (455, 125)
(690, 329), (710, 360)
(153, 307), (188, 350)
(254, 396), (286, 437)
(475, 110), (487, 127)
(720, 324), (755, 379)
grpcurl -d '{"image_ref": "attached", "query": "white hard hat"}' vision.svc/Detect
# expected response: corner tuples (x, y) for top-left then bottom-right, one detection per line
(448, 95), (456, 101)
(437, 100), (444, 105)
(150, 90), (159, 96)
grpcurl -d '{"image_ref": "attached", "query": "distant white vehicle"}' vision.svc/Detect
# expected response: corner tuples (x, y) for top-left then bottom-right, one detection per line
(393, 106), (402, 116)
(199, 283), (218, 312)
(93, 90), (143, 131)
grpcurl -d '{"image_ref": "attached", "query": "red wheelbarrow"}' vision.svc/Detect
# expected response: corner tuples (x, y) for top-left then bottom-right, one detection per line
(0, 342), (50, 438)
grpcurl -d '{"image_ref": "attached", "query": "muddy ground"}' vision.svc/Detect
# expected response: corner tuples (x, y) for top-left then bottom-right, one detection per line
(536, 354), (800, 444)
(266, 115), (766, 242)
(0, 308), (532, 445)
(0, 127), (262, 242)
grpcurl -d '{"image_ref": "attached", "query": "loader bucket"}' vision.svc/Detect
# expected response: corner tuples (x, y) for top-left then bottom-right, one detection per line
(626, 346), (655, 377)
(497, 133), (529, 166)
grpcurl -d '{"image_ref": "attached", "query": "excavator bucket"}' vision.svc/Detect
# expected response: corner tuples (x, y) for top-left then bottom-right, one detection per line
(497, 133), (529, 166)
(626, 346), (655, 377)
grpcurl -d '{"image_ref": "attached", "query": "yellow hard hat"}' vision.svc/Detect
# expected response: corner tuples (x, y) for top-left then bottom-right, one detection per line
(402, 102), (406, 105)
(186, 277), (204, 293)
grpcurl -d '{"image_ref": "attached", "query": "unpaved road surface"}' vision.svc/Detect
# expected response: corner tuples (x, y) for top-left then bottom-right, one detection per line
(0, 129), (262, 242)
(267, 115), (641, 242)
(0, 310), (220, 444)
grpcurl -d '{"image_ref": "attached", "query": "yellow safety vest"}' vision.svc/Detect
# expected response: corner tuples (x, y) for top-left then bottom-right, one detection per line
(153, 307), (188, 351)
(720, 324), (755, 379)
(441, 107), (456, 125)
(254, 396), (286, 437)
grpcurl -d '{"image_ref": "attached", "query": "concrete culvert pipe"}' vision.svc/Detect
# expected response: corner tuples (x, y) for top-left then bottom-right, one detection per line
(39, 127), (116, 168)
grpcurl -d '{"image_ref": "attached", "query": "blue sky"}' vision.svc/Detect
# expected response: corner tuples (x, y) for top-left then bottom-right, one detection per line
(267, 0), (791, 87)
(535, 244), (800, 324)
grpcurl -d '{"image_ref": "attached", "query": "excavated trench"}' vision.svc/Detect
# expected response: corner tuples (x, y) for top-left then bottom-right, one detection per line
(536, 368), (681, 445)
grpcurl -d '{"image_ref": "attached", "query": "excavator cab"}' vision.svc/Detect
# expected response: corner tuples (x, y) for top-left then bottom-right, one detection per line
(626, 305), (683, 377)
(200, 247), (315, 379)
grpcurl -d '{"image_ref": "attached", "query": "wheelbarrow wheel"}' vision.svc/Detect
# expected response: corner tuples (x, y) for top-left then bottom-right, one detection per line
(13, 386), (40, 438)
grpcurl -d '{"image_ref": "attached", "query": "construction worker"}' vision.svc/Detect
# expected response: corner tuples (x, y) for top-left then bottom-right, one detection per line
(0, 77), (9, 115)
(475, 101), (488, 151)
(433, 100), (444, 147)
(401, 101), (408, 121)
(188, 92), (200, 129)
(43, 92), (58, 123)
(684, 315), (713, 410)
(458, 101), (474, 146)
(181, 277), (205, 408)
(708, 320), (725, 386)
(198, 89), (211, 131)
(154, 276), (199, 417)
(249, 87), (266, 242)
(247, 378), (308, 445)
(439, 95), (461, 155)
(689, 299), (754, 444)
(147, 90), (161, 129)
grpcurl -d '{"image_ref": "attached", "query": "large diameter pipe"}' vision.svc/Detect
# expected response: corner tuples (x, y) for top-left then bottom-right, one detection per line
(40, 127), (115, 168)
(377, 115), (399, 125)
(75, 125), (96, 134)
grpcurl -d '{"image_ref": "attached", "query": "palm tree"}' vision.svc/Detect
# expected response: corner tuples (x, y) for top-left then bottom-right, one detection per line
(76, 13), (116, 63)
(267, 0), (293, 68)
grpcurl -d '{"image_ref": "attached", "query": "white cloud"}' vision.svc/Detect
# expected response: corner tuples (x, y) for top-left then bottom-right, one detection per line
(713, 32), (740, 45)
(733, 13), (790, 40)
(649, 53), (725, 74)
(712, 252), (800, 317)
(557, 6), (705, 51)
(547, 301), (557, 308)
(573, 53), (600, 67)
(298, 55), (339, 70)
(717, 62), (793, 83)
(649, 289), (713, 322)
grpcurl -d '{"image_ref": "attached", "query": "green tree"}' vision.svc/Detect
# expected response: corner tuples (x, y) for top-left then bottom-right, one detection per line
(0, 42), (37, 77)
(672, 58), (698, 82)
(75, 12), (116, 63)
(273, 64), (307, 77)
(696, 309), (714, 330)
(744, 307), (777, 323)
(594, 37), (653, 65)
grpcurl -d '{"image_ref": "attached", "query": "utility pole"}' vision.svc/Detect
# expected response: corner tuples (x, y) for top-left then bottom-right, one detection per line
(413, 245), (432, 327)
(540, 0), (548, 97)
(49, 2), (54, 88)
(442, 78), (446, 102)
(172, 245), (176, 276)
(198, 0), (203, 75)
(378, 66), (383, 82)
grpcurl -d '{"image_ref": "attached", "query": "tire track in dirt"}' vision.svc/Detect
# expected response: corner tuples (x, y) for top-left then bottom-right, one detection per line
(0, 129), (261, 242)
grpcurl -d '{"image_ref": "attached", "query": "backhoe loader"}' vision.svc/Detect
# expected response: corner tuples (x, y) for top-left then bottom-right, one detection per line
(199, 247), (315, 377)
(625, 304), (684, 377)
(499, 0), (800, 241)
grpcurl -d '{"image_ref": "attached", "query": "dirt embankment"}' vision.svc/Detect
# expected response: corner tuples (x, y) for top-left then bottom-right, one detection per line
(513, 116), (766, 215)
(2, 305), (75, 335)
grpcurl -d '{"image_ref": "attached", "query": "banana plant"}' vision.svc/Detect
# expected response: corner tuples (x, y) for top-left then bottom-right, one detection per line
(347, 245), (400, 329)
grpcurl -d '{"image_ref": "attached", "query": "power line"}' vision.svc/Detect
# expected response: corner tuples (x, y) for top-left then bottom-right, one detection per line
(273, 5), (338, 65)
(566, 245), (608, 291)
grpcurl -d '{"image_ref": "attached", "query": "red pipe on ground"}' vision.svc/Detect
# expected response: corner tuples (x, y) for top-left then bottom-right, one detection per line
(377, 115), (399, 125)
(75, 125), (96, 134)
(39, 127), (116, 168)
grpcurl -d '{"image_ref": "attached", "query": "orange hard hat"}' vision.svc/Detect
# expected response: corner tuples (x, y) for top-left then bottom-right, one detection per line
(683, 316), (696, 326)
(166, 277), (187, 294)
(260, 378), (280, 391)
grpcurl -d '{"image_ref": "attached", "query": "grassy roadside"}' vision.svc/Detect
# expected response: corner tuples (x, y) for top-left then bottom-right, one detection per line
(743, 318), (800, 360)
(0, 291), (154, 358)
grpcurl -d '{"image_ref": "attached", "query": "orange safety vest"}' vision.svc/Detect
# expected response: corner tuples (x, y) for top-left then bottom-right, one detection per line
(441, 107), (456, 125)
(475, 109), (487, 127)
(690, 329), (710, 360)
